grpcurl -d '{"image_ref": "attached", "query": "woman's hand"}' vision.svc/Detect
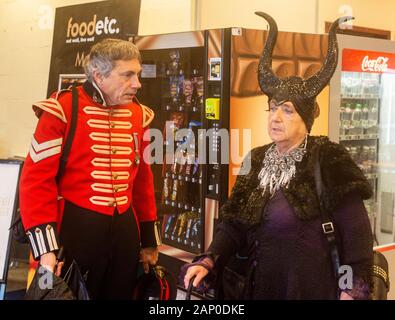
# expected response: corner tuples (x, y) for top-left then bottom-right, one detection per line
(184, 265), (209, 289)
(183, 257), (214, 289)
(340, 291), (354, 300)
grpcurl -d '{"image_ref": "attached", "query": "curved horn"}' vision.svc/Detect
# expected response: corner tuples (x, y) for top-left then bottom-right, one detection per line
(255, 11), (281, 96)
(305, 16), (354, 97)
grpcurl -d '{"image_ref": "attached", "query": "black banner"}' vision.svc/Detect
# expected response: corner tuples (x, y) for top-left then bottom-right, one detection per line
(0, 300), (383, 318)
(47, 0), (141, 96)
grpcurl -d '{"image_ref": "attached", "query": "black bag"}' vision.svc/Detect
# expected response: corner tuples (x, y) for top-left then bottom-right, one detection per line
(217, 237), (253, 300)
(132, 265), (177, 300)
(9, 85), (79, 244)
(314, 145), (390, 300)
(9, 210), (27, 244)
(25, 260), (90, 300)
(25, 246), (89, 300)
(371, 251), (390, 300)
(219, 253), (248, 300)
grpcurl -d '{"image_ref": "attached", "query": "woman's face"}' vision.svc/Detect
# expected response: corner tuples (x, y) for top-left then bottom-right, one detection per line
(267, 100), (307, 153)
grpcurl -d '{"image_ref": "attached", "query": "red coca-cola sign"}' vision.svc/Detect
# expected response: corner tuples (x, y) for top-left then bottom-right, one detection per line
(342, 48), (395, 73)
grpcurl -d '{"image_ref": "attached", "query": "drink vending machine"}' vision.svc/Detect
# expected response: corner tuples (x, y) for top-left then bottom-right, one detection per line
(329, 34), (395, 246)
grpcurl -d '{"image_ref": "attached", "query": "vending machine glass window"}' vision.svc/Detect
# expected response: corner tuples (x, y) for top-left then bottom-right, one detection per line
(338, 48), (395, 245)
(137, 46), (205, 255)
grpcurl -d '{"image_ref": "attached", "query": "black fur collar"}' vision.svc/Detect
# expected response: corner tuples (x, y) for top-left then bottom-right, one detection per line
(220, 136), (373, 225)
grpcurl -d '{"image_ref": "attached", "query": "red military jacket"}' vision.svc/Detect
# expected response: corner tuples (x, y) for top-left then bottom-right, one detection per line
(20, 81), (161, 260)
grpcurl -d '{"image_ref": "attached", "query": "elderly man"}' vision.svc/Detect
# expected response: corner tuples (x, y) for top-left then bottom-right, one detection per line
(20, 38), (161, 299)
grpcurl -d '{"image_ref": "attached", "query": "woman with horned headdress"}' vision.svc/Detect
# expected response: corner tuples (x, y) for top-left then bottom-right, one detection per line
(182, 12), (373, 300)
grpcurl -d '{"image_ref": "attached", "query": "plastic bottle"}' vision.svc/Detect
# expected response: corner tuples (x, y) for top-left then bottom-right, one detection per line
(372, 74), (380, 98)
(343, 103), (353, 135)
(351, 103), (362, 135)
(351, 72), (362, 97)
(361, 103), (370, 134)
(368, 146), (377, 174)
(343, 72), (352, 97)
(349, 146), (358, 163)
(340, 74), (345, 97)
(368, 101), (379, 132)
(339, 102), (346, 136)
(340, 72), (348, 98)
(360, 146), (370, 174)
(348, 103), (356, 135)
(362, 73), (372, 97)
(361, 73), (368, 96)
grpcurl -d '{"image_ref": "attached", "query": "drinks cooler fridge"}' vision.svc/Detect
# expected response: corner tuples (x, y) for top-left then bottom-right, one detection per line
(329, 35), (395, 245)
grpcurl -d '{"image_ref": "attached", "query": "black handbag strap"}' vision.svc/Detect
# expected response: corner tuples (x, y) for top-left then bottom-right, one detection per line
(313, 145), (341, 280)
(185, 275), (196, 300)
(56, 85), (78, 183)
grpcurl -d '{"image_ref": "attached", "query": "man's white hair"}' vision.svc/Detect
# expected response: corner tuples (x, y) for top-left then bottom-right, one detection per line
(84, 38), (141, 82)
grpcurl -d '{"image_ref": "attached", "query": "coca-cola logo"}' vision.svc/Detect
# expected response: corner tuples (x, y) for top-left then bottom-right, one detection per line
(361, 56), (389, 72)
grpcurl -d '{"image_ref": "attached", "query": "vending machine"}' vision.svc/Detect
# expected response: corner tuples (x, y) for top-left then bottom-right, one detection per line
(329, 34), (395, 246)
(135, 30), (231, 276)
(135, 27), (332, 278)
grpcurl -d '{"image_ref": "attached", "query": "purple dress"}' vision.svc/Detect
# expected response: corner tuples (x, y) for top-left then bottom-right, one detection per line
(207, 137), (373, 299)
(208, 190), (372, 300)
(251, 191), (336, 299)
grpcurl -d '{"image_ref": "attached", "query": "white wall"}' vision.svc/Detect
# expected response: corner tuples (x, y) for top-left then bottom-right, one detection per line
(0, 0), (97, 158)
(0, 0), (193, 159)
(198, 0), (317, 33)
(318, 0), (395, 40)
(139, 0), (194, 35)
(198, 0), (395, 39)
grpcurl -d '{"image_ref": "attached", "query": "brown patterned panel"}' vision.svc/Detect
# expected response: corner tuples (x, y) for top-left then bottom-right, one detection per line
(232, 29), (266, 56)
(298, 61), (322, 78)
(295, 33), (322, 59)
(231, 28), (329, 97)
(272, 60), (296, 78)
(273, 32), (294, 58)
(232, 57), (260, 96)
(208, 29), (222, 59)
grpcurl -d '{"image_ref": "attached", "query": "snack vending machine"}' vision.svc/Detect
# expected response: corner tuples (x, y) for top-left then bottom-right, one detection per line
(135, 30), (232, 274)
(329, 34), (395, 245)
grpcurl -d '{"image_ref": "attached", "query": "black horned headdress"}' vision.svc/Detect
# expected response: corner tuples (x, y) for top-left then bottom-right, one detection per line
(255, 11), (354, 132)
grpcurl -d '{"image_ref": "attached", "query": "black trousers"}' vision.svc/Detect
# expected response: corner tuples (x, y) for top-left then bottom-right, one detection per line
(59, 201), (140, 299)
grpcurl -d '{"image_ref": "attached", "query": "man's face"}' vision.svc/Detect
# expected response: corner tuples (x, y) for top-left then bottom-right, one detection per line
(267, 100), (307, 152)
(94, 58), (142, 106)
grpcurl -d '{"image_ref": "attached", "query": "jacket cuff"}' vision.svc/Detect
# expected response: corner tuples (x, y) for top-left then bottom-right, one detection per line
(140, 220), (162, 248)
(25, 223), (60, 260)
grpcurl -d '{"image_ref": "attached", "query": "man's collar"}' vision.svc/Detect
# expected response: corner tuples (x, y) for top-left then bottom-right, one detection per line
(83, 81), (107, 106)
(82, 80), (140, 107)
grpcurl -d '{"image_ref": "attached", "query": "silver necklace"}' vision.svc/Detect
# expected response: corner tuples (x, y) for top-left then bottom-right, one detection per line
(258, 136), (308, 196)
